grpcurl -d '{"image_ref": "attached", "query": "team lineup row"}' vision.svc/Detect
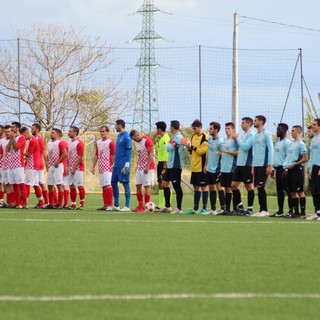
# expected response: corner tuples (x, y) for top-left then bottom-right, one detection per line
(0, 117), (319, 220)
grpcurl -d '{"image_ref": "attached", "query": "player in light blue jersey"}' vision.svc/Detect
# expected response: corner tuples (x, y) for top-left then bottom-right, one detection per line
(162, 120), (186, 214)
(270, 123), (293, 217)
(251, 115), (274, 217)
(231, 117), (255, 216)
(204, 121), (225, 215)
(111, 119), (132, 212)
(308, 119), (320, 220)
(282, 125), (308, 219)
(219, 122), (238, 214)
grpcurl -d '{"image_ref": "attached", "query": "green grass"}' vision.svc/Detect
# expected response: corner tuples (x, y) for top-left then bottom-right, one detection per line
(0, 194), (319, 320)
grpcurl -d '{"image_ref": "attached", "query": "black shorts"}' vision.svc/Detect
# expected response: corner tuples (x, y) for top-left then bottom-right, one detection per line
(232, 166), (253, 184)
(287, 166), (304, 193)
(190, 172), (208, 186)
(254, 166), (268, 188)
(207, 172), (221, 185)
(310, 165), (320, 194)
(275, 166), (288, 191)
(157, 162), (165, 183)
(220, 172), (233, 188)
(163, 168), (182, 183)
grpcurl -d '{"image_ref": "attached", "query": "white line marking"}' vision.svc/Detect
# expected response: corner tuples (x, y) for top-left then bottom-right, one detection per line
(0, 292), (319, 302)
(0, 218), (318, 225)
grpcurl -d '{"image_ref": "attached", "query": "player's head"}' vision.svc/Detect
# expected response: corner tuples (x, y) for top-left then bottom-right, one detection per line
(68, 126), (79, 139)
(241, 117), (253, 131)
(254, 115), (266, 129)
(307, 125), (314, 138)
(155, 121), (167, 133)
(50, 128), (61, 141)
(99, 125), (109, 139)
(225, 122), (235, 137)
(276, 123), (289, 138)
(115, 119), (125, 133)
(291, 125), (303, 139)
(0, 125), (4, 136)
(31, 123), (41, 136)
(20, 127), (32, 139)
(170, 120), (180, 133)
(209, 121), (220, 137)
(312, 118), (320, 134)
(4, 125), (12, 139)
(11, 121), (21, 134)
(130, 130), (142, 142)
(191, 119), (202, 135)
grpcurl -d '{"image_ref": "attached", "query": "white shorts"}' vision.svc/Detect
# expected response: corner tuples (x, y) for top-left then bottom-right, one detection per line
(68, 171), (84, 187)
(135, 169), (154, 186)
(47, 164), (64, 186)
(0, 168), (5, 184)
(63, 176), (69, 187)
(25, 169), (39, 186)
(99, 171), (112, 187)
(3, 170), (9, 185)
(37, 170), (45, 185)
(7, 167), (25, 184)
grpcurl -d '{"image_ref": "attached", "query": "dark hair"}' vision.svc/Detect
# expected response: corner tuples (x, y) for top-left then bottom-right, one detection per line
(170, 120), (180, 130)
(191, 119), (202, 128)
(99, 125), (109, 132)
(225, 122), (235, 129)
(255, 115), (266, 125)
(4, 125), (11, 130)
(278, 123), (289, 132)
(155, 121), (167, 132)
(307, 125), (313, 130)
(70, 126), (79, 136)
(210, 121), (221, 132)
(116, 119), (125, 128)
(20, 127), (29, 134)
(314, 118), (320, 126)
(32, 123), (41, 131)
(130, 130), (138, 138)
(242, 117), (253, 126)
(52, 128), (62, 136)
(292, 125), (303, 133)
(12, 122), (21, 129)
(0, 125), (3, 129)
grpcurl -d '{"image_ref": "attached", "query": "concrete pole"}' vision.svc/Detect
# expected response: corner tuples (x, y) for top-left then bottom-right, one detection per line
(232, 12), (239, 132)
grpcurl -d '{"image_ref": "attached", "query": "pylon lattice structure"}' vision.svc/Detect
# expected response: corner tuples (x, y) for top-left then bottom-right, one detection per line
(133, 0), (163, 133)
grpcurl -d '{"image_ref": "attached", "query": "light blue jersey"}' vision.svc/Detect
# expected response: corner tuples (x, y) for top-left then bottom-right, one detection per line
(221, 138), (238, 173)
(114, 131), (132, 168)
(253, 129), (274, 167)
(166, 132), (184, 169)
(283, 140), (308, 169)
(236, 129), (255, 166)
(273, 138), (291, 167)
(206, 136), (223, 173)
(308, 134), (320, 172)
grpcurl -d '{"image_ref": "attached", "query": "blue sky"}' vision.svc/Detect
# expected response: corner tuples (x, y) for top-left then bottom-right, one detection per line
(1, 0), (320, 129)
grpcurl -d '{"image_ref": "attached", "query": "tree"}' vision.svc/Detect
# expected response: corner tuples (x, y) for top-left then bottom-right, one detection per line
(0, 23), (133, 130)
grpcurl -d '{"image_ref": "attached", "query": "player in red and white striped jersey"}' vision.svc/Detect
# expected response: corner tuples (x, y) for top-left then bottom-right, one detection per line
(58, 130), (69, 208)
(0, 125), (5, 205)
(31, 123), (49, 207)
(20, 127), (44, 208)
(6, 122), (27, 208)
(46, 128), (68, 209)
(91, 125), (115, 211)
(0, 125), (15, 207)
(130, 130), (155, 212)
(67, 126), (85, 210)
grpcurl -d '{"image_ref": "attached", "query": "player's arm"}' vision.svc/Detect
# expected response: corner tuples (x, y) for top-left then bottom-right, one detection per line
(110, 140), (116, 169)
(91, 145), (98, 174)
(195, 139), (208, 156)
(265, 134), (274, 175)
(203, 150), (209, 173)
(0, 145), (3, 161)
(145, 147), (154, 174)
(72, 143), (84, 174)
(236, 134), (254, 151)
(54, 146), (67, 168)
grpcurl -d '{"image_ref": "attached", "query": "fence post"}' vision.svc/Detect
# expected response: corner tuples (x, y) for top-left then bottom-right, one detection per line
(198, 45), (202, 122)
(299, 48), (304, 135)
(17, 38), (21, 123)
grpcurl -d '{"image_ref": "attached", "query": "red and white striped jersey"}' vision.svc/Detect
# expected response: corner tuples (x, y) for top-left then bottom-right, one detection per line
(136, 136), (155, 170)
(26, 136), (40, 170)
(47, 139), (67, 166)
(95, 138), (115, 174)
(7, 134), (26, 169)
(68, 138), (84, 172)
(0, 138), (10, 170)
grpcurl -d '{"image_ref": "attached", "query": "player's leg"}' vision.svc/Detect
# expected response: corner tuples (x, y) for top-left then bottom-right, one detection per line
(161, 168), (172, 212)
(172, 169), (183, 213)
(111, 168), (120, 209)
(143, 170), (153, 205)
(133, 184), (144, 212)
(119, 168), (131, 211)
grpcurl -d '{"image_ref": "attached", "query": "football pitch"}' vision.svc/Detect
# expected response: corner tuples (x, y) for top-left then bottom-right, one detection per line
(0, 194), (319, 320)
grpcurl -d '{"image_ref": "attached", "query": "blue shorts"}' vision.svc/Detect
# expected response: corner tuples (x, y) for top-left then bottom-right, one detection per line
(111, 167), (130, 184)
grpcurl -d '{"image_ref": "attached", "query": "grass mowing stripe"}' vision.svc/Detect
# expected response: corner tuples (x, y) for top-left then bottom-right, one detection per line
(1, 292), (320, 302)
(0, 217), (319, 225)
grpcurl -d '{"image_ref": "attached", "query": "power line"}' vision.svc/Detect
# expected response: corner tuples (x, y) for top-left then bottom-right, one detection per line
(239, 15), (320, 33)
